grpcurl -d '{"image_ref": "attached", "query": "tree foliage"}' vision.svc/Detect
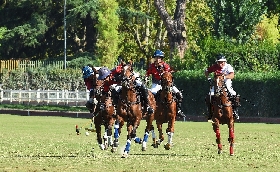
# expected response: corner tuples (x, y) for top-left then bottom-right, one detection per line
(207, 0), (267, 42)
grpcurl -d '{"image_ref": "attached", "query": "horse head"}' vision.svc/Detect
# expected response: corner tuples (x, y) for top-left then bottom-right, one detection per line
(92, 67), (104, 98)
(121, 62), (136, 90)
(213, 74), (231, 107)
(160, 71), (173, 93)
(213, 74), (227, 96)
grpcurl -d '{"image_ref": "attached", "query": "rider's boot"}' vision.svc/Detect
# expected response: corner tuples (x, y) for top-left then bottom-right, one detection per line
(86, 89), (96, 113)
(205, 95), (213, 120)
(111, 88), (119, 109)
(231, 94), (241, 120)
(175, 92), (186, 118)
(140, 85), (154, 114)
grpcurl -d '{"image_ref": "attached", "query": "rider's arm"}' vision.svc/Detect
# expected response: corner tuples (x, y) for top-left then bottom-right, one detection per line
(224, 72), (234, 79)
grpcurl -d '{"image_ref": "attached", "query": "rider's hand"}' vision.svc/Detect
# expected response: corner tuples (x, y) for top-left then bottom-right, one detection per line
(207, 77), (212, 84)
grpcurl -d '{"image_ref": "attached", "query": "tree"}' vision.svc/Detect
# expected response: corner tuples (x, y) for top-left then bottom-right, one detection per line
(207, 0), (267, 42)
(0, 27), (7, 47)
(154, 0), (187, 59)
(96, 0), (120, 68)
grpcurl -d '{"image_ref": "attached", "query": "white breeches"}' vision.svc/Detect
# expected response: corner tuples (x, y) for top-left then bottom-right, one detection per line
(209, 79), (236, 96)
(110, 84), (122, 92)
(149, 83), (180, 95)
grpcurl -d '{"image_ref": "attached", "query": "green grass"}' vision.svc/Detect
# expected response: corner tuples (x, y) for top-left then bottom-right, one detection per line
(1, 114), (280, 172)
(0, 104), (87, 112)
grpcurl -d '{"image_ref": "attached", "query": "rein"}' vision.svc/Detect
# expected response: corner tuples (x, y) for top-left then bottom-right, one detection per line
(159, 73), (175, 105)
(121, 65), (141, 106)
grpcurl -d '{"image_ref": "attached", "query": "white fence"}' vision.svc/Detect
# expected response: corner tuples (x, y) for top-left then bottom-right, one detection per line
(0, 89), (89, 106)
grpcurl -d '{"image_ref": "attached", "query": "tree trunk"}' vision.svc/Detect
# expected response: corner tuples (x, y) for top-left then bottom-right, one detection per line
(154, 0), (187, 60)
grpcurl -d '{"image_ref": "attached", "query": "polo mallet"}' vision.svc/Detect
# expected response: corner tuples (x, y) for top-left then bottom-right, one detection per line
(85, 116), (96, 132)
(75, 119), (95, 135)
(207, 79), (213, 122)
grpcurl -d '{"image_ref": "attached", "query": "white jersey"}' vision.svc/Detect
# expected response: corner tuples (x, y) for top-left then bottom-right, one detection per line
(221, 63), (234, 75)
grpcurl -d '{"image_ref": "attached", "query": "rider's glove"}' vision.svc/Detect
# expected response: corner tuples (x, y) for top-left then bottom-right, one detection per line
(93, 98), (98, 105)
(207, 77), (212, 84)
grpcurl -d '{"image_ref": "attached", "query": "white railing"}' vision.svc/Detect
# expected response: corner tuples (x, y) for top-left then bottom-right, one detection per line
(0, 89), (89, 106)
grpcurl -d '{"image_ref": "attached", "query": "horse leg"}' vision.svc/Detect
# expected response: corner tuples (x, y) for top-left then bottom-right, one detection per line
(142, 118), (154, 151)
(112, 119), (120, 153)
(132, 117), (142, 144)
(106, 120), (114, 148)
(155, 122), (164, 148)
(142, 130), (149, 151)
(122, 125), (133, 158)
(103, 128), (108, 150)
(151, 127), (157, 148)
(213, 122), (222, 154)
(228, 120), (235, 156)
(164, 117), (175, 150)
(95, 124), (105, 150)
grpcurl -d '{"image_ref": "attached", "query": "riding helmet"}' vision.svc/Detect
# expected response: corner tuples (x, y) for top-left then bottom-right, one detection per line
(216, 54), (227, 62)
(153, 49), (164, 58)
(82, 66), (94, 79)
(97, 67), (111, 80)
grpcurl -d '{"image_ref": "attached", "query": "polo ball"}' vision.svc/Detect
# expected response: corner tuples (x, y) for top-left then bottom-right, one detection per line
(85, 131), (89, 136)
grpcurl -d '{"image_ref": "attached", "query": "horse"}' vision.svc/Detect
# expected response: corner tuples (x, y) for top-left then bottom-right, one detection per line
(153, 71), (177, 150)
(115, 63), (153, 158)
(210, 74), (235, 155)
(90, 67), (117, 152)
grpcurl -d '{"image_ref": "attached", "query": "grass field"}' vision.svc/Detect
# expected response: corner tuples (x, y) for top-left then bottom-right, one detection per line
(0, 114), (280, 172)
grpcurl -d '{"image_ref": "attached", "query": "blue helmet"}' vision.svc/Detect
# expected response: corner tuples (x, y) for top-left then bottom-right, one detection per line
(82, 66), (93, 79)
(97, 67), (111, 80)
(153, 49), (164, 58)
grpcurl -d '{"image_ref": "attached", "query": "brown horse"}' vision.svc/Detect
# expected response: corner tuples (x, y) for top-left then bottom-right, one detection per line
(153, 71), (177, 150)
(116, 63), (152, 158)
(90, 67), (117, 152)
(211, 74), (235, 155)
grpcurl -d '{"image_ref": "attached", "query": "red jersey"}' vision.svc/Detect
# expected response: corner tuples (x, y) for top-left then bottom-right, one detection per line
(103, 77), (118, 92)
(102, 64), (123, 92)
(84, 78), (94, 91)
(206, 63), (234, 75)
(111, 64), (122, 76)
(146, 62), (171, 81)
(111, 64), (123, 83)
(206, 64), (222, 75)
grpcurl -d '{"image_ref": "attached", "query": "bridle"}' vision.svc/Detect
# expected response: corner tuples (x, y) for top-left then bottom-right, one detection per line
(213, 74), (231, 107)
(121, 64), (140, 105)
(159, 72), (175, 105)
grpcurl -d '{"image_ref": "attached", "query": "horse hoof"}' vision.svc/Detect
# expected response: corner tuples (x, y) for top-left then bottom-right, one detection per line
(218, 150), (222, 154)
(142, 147), (146, 151)
(121, 151), (129, 158)
(99, 144), (105, 150)
(114, 141), (119, 147)
(164, 143), (171, 150)
(151, 143), (158, 148)
(111, 147), (117, 153)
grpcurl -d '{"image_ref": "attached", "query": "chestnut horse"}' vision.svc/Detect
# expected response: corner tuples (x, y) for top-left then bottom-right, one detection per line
(115, 63), (155, 158)
(91, 68), (117, 152)
(153, 71), (177, 150)
(211, 74), (235, 155)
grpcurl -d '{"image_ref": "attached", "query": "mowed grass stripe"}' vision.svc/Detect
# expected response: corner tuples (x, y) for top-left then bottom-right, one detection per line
(0, 114), (280, 172)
